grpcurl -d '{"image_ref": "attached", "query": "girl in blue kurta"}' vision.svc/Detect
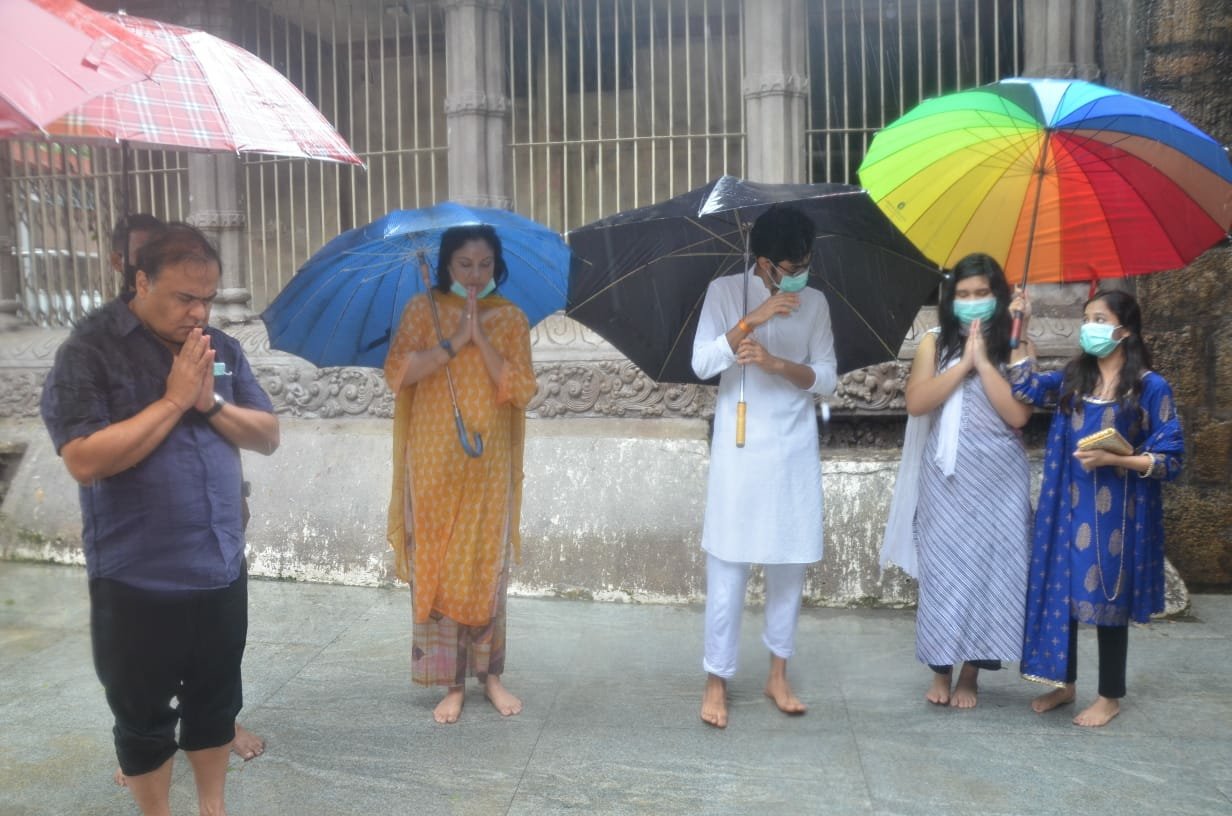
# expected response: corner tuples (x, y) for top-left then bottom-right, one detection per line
(1008, 289), (1183, 727)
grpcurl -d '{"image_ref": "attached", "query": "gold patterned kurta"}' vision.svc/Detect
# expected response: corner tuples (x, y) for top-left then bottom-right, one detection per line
(384, 291), (536, 627)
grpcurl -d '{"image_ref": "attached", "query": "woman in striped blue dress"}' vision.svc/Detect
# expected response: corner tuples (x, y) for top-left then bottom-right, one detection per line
(895, 253), (1033, 708)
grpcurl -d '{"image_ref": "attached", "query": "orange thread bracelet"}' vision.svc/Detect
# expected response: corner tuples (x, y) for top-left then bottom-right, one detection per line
(737, 319), (751, 334)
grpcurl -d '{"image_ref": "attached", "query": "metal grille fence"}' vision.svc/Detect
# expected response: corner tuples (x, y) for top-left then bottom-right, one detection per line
(806, 0), (1022, 184)
(1, 142), (188, 327)
(239, 1), (448, 310)
(2, 0), (1026, 326)
(507, 0), (746, 233)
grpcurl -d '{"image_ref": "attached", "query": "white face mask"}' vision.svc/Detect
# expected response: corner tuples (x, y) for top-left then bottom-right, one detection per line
(450, 279), (495, 299)
(771, 262), (810, 293)
(1079, 322), (1123, 357)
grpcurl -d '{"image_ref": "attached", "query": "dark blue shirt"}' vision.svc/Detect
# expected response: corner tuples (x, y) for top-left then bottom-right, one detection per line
(40, 297), (274, 591)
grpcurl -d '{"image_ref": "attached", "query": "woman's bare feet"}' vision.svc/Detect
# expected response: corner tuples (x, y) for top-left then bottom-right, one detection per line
(700, 674), (728, 728)
(232, 724), (265, 760)
(764, 655), (807, 715)
(1073, 695), (1120, 727)
(926, 670), (952, 705)
(484, 675), (523, 717)
(433, 686), (465, 724)
(950, 663), (980, 709)
(1031, 683), (1076, 714)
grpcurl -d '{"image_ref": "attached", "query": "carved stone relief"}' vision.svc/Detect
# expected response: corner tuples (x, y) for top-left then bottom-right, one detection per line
(0, 311), (1077, 427)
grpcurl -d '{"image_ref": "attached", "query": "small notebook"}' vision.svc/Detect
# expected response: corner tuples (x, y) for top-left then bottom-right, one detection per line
(1076, 427), (1133, 456)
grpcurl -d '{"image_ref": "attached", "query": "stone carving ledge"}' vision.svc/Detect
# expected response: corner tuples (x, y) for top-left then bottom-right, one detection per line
(743, 73), (809, 99)
(185, 210), (246, 230)
(0, 312), (1076, 422)
(444, 92), (511, 116)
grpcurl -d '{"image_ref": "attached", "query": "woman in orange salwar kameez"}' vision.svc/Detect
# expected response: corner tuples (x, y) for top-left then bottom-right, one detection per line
(384, 225), (537, 724)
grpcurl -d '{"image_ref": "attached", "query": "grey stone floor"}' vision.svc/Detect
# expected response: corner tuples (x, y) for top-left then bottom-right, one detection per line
(1, 562), (1230, 816)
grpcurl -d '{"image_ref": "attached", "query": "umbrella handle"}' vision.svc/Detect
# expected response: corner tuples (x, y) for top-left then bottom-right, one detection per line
(1009, 310), (1023, 349)
(420, 249), (484, 458)
(455, 413), (484, 458)
(735, 400), (747, 448)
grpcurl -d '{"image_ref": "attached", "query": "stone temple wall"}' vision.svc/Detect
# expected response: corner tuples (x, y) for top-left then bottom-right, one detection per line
(1103, 0), (1232, 587)
(0, 301), (1188, 613)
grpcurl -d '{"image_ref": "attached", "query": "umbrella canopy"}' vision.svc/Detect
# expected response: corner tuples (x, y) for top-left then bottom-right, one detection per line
(858, 77), (1232, 285)
(0, 0), (168, 133)
(262, 203), (572, 369)
(566, 175), (939, 385)
(37, 13), (361, 166)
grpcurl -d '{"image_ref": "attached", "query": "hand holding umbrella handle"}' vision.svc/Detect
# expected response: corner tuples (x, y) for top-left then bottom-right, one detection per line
(1008, 284), (1029, 350)
(735, 400), (747, 448)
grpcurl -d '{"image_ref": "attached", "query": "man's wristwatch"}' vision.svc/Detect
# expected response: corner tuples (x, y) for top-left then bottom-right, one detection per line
(202, 392), (225, 419)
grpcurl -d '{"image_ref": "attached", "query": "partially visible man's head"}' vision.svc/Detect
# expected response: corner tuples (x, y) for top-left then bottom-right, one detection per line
(110, 213), (164, 293)
(130, 223), (222, 346)
(749, 204), (816, 266)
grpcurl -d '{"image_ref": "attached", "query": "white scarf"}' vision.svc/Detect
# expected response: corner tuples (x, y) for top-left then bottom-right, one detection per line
(880, 340), (963, 578)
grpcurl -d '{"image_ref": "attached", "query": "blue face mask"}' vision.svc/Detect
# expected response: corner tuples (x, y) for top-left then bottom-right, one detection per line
(952, 296), (996, 326)
(1079, 322), (1122, 357)
(772, 263), (810, 294)
(450, 279), (496, 299)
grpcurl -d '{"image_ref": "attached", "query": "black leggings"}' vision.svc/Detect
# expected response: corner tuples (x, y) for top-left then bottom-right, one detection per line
(929, 660), (1002, 674)
(1065, 620), (1129, 699)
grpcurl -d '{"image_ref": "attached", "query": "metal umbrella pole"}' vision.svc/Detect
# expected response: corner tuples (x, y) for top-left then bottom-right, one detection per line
(736, 225), (749, 448)
(1009, 130), (1051, 349)
(417, 251), (483, 458)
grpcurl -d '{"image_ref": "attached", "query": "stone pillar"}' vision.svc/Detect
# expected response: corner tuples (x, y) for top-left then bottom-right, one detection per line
(176, 1), (251, 324)
(741, 0), (809, 183)
(0, 155), (21, 330)
(1023, 0), (1099, 80)
(442, 0), (510, 208)
(185, 154), (249, 324)
(1019, 1), (1101, 344)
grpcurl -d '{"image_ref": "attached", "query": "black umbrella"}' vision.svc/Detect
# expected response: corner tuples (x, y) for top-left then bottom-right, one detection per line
(566, 175), (941, 386)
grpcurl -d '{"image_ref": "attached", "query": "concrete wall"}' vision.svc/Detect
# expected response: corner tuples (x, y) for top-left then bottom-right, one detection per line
(0, 413), (917, 607)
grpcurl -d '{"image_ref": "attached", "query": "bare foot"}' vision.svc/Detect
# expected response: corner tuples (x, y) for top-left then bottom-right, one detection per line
(1073, 696), (1120, 727)
(926, 671), (952, 705)
(232, 724), (265, 761)
(433, 686), (465, 724)
(950, 663), (979, 709)
(700, 674), (728, 728)
(484, 675), (523, 717)
(1031, 684), (1076, 714)
(764, 655), (807, 715)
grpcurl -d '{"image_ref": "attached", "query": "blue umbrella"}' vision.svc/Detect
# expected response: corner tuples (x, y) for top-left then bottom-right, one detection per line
(261, 203), (572, 369)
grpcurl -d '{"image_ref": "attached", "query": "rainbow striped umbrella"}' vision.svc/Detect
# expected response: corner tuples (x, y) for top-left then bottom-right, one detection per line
(858, 77), (1232, 285)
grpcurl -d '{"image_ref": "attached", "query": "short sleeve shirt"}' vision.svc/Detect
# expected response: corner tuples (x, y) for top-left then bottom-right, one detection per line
(40, 297), (274, 591)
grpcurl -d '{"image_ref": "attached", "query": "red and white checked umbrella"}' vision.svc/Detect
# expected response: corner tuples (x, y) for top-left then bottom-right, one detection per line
(0, 0), (168, 133)
(41, 13), (362, 166)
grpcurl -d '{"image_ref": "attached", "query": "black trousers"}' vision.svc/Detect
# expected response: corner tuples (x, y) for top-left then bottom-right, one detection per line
(1065, 619), (1129, 699)
(90, 564), (247, 776)
(929, 660), (1002, 674)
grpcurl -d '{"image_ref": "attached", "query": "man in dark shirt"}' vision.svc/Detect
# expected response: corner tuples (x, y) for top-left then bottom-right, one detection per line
(41, 223), (279, 816)
(105, 214), (268, 778)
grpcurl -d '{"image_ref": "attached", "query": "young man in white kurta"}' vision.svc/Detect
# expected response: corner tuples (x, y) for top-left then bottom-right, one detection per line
(692, 205), (837, 728)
